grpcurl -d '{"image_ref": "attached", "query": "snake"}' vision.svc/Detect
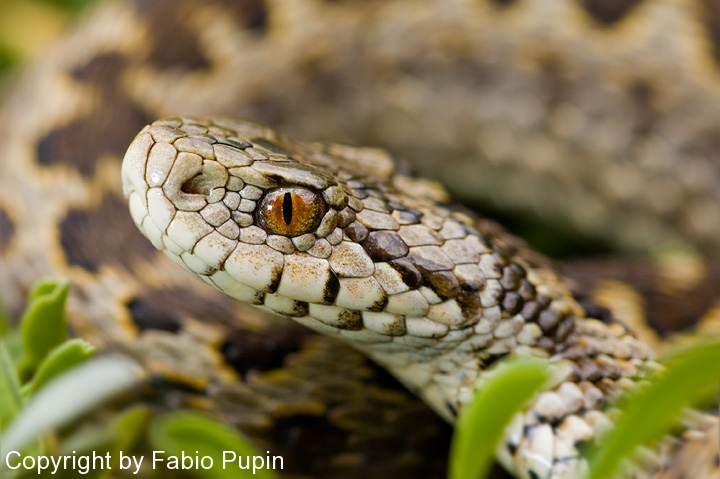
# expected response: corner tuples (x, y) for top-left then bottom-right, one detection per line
(1, 0), (720, 478)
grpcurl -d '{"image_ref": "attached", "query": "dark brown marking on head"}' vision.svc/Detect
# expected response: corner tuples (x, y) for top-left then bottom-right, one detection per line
(388, 258), (423, 289)
(580, 0), (643, 26)
(489, 0), (519, 6)
(0, 207), (14, 252)
(361, 231), (409, 262)
(344, 221), (369, 242)
(701, 0), (720, 63)
(393, 209), (421, 225)
(368, 293), (389, 313)
(406, 251), (451, 274)
(38, 55), (153, 177)
(457, 291), (482, 320)
(422, 270), (460, 300)
(128, 285), (236, 333)
(60, 193), (156, 272)
(323, 271), (340, 305)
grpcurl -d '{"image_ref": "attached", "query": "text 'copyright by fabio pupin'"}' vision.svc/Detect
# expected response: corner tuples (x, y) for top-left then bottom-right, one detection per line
(4, 450), (283, 475)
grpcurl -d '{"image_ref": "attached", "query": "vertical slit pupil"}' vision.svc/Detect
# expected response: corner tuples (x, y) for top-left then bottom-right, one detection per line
(282, 192), (293, 225)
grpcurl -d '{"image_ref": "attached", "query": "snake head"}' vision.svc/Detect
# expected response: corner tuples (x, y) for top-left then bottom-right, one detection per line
(121, 117), (408, 315)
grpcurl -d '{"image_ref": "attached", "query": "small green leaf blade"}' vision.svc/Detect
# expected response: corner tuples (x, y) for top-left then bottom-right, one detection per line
(19, 279), (69, 377)
(588, 336), (720, 479)
(25, 338), (96, 396)
(0, 338), (24, 431)
(149, 412), (280, 479)
(449, 356), (555, 479)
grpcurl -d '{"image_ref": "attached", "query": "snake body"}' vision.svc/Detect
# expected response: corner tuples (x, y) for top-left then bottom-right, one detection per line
(121, 116), (719, 478)
(1, 0), (720, 477)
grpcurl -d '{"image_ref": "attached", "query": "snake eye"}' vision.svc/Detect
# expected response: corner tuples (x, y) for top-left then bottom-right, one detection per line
(257, 187), (327, 237)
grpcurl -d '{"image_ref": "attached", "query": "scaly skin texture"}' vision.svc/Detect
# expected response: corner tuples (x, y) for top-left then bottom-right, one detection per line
(122, 116), (718, 479)
(1, 0), (720, 477)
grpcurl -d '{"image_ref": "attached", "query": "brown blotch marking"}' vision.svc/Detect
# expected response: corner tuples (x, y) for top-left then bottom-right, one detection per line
(60, 193), (156, 272)
(628, 80), (659, 136)
(134, 0), (266, 71)
(517, 279), (536, 301)
(501, 292), (524, 315)
(323, 270), (341, 304)
(221, 322), (310, 375)
(537, 55), (574, 108)
(562, 257), (720, 335)
(580, 0), (644, 26)
(574, 357), (604, 382)
(38, 54), (152, 177)
(500, 263), (525, 291)
(212, 0), (267, 33)
(553, 317), (575, 343)
(222, 334), (454, 478)
(128, 285), (237, 332)
(536, 308), (564, 333)
(368, 293), (389, 313)
(703, 0), (720, 63)
(361, 231), (409, 262)
(422, 270), (460, 300)
(0, 207), (14, 252)
(286, 300), (310, 318)
(249, 138), (293, 156)
(520, 294), (550, 322)
(334, 310), (363, 331)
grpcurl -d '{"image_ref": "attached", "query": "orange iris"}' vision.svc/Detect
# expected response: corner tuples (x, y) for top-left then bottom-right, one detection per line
(257, 187), (326, 237)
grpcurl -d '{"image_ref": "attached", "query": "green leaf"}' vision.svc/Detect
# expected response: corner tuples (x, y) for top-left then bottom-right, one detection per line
(0, 355), (141, 459)
(150, 412), (280, 479)
(0, 338), (24, 431)
(0, 295), (10, 336)
(111, 406), (152, 455)
(449, 356), (555, 479)
(588, 335), (720, 479)
(18, 279), (69, 379)
(25, 339), (96, 396)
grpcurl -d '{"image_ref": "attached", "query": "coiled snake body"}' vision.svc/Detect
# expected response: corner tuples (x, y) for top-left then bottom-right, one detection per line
(1, 0), (720, 478)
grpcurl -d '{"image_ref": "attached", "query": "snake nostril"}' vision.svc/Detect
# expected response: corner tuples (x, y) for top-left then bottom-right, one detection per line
(180, 161), (229, 196)
(181, 173), (213, 195)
